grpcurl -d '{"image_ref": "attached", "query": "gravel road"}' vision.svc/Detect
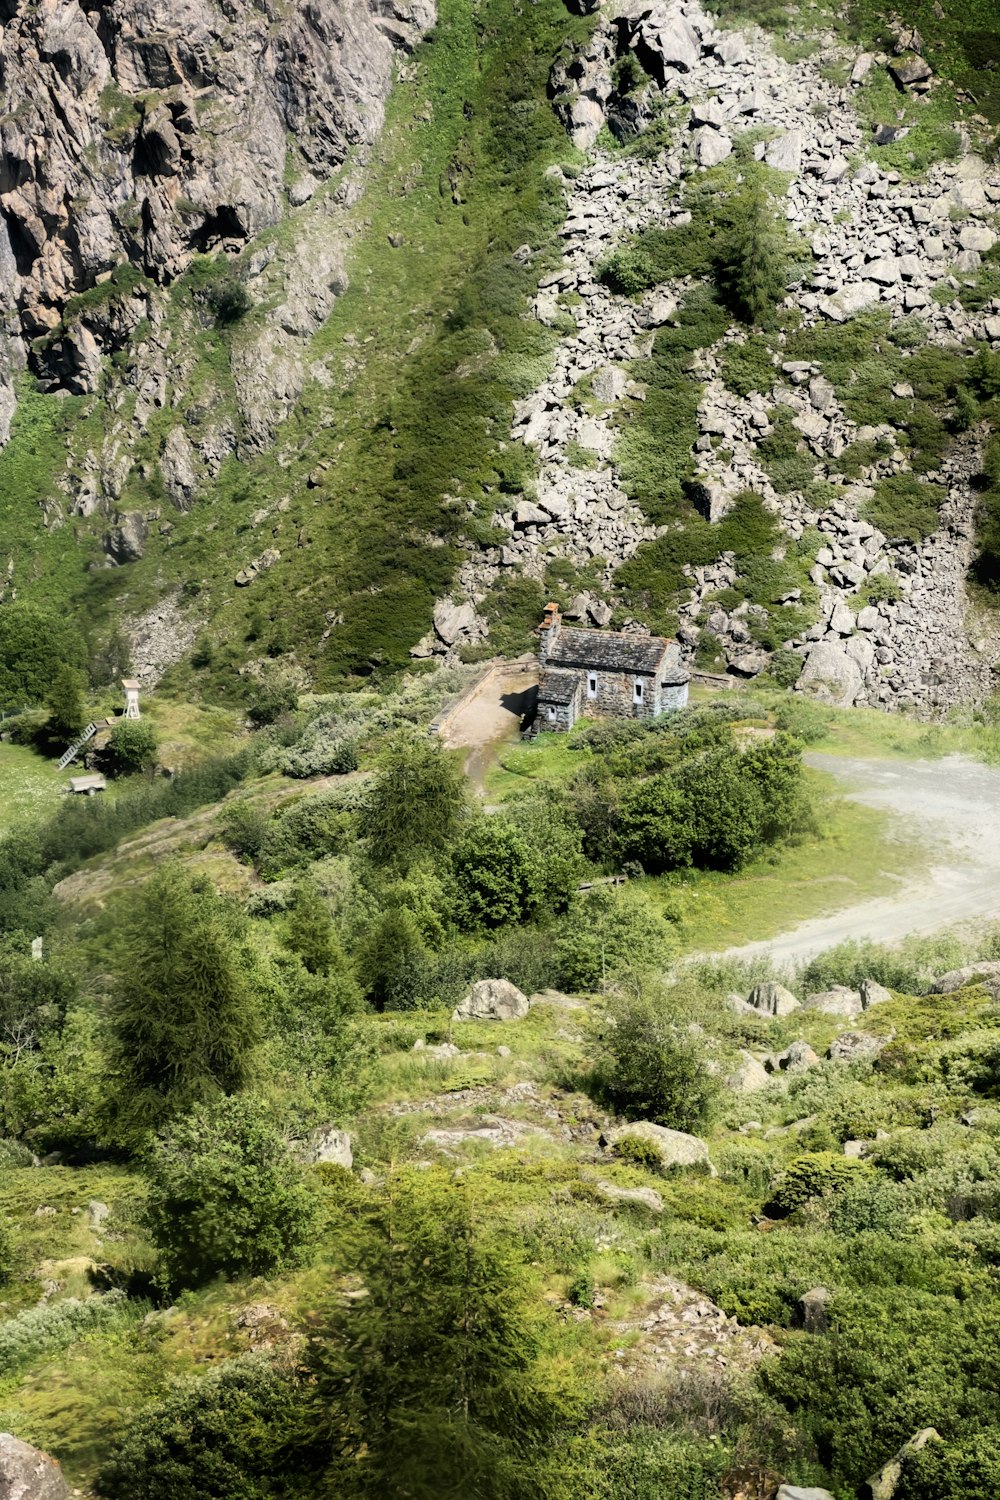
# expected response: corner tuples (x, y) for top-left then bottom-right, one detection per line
(727, 752), (1000, 967)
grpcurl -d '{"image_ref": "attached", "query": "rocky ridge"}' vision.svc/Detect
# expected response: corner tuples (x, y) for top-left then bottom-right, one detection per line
(433, 1), (1000, 714)
(0, 0), (434, 577)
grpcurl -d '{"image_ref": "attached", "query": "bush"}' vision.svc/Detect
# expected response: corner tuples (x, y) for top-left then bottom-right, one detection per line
(769, 648), (803, 688)
(0, 1292), (132, 1379)
(555, 886), (678, 992)
(96, 1356), (302, 1500)
(145, 1095), (318, 1291)
(359, 737), (468, 870)
(450, 815), (581, 930)
(611, 1135), (664, 1171)
(764, 1153), (872, 1218)
(106, 718), (158, 775)
(0, 602), (82, 708)
(205, 277), (252, 326)
(597, 994), (718, 1133)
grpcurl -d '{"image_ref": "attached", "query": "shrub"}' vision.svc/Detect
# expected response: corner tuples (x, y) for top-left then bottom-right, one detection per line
(611, 1135), (664, 1171)
(450, 815), (580, 930)
(864, 473), (942, 543)
(721, 336), (777, 399)
(0, 602), (82, 708)
(769, 648), (803, 688)
(555, 885), (678, 991)
(597, 994), (718, 1133)
(205, 277), (251, 326)
(246, 674), (298, 727)
(765, 1153), (872, 1217)
(106, 718), (158, 775)
(145, 1095), (318, 1291)
(359, 737), (468, 870)
(898, 1433), (1000, 1500)
(96, 1356), (302, 1500)
(0, 1292), (132, 1379)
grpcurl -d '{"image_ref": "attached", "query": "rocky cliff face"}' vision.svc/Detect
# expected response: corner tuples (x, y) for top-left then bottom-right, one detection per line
(0, 0), (433, 436)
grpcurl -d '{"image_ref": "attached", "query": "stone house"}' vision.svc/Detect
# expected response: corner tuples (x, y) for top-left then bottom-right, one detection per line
(535, 604), (689, 731)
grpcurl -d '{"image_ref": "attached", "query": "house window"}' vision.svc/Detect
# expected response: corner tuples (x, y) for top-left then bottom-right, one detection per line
(633, 678), (644, 705)
(587, 674), (597, 699)
(547, 705), (556, 721)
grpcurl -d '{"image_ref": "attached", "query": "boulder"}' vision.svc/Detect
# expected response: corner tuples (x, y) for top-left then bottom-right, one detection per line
(0, 1434), (69, 1500)
(603, 1121), (714, 1174)
(692, 128), (733, 167)
(104, 510), (149, 564)
(850, 52), (875, 84)
(798, 1285), (832, 1334)
(797, 641), (863, 707)
(595, 1180), (663, 1213)
(767, 1040), (820, 1074)
(298, 1126), (353, 1170)
(828, 1031), (885, 1064)
(727, 1050), (771, 1092)
(453, 978), (529, 1022)
(778, 1488), (836, 1500)
(764, 130), (803, 174)
(433, 598), (477, 645)
(862, 1428), (942, 1500)
(804, 986), (864, 1020)
(591, 365), (627, 403)
(931, 960), (1000, 994)
(889, 54), (933, 87)
(818, 282), (881, 322)
(746, 980), (800, 1017)
(860, 978), (894, 1008)
(633, 6), (702, 76)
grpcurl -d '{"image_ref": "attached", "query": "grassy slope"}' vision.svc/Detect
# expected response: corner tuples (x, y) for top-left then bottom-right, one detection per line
(2, 0), (590, 698)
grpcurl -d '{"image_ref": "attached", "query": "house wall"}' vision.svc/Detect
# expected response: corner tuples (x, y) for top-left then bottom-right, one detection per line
(663, 682), (688, 712)
(581, 667), (660, 720)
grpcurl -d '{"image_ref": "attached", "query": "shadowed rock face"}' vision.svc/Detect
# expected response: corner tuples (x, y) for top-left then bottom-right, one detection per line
(0, 0), (433, 405)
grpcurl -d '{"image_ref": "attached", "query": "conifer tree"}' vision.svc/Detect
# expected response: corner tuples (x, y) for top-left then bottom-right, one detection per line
(358, 736), (467, 870)
(45, 664), (88, 743)
(305, 1169), (585, 1499)
(105, 865), (262, 1142)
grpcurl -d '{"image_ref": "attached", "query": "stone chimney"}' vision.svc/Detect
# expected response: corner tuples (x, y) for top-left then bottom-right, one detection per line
(538, 602), (561, 662)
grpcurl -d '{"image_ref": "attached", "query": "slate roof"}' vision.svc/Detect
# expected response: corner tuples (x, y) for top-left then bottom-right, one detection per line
(537, 668), (582, 705)
(546, 626), (671, 676)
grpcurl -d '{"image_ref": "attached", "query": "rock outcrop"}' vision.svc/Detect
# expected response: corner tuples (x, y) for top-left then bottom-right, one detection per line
(452, 978), (530, 1023)
(0, 1433), (69, 1500)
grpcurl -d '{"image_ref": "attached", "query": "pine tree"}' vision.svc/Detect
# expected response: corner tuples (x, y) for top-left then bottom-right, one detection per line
(305, 1169), (586, 1499)
(717, 177), (790, 327)
(285, 879), (340, 975)
(45, 663), (88, 743)
(105, 866), (263, 1142)
(358, 736), (467, 870)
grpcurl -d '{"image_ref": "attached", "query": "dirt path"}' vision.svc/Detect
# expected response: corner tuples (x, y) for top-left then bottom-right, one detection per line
(726, 752), (1000, 967)
(440, 665), (538, 793)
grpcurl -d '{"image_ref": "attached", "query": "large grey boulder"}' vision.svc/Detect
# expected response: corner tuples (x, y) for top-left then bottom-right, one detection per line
(797, 641), (863, 707)
(603, 1121), (715, 1174)
(932, 960), (1000, 994)
(747, 980), (801, 1017)
(766, 1040), (820, 1074)
(692, 128), (732, 167)
(861, 978), (894, 1008)
(727, 1050), (770, 1091)
(862, 1428), (941, 1500)
(632, 6), (701, 76)
(595, 1180), (663, 1213)
(778, 1488), (836, 1500)
(298, 1126), (353, 1170)
(0, 1434), (69, 1500)
(798, 1285), (832, 1334)
(453, 979), (529, 1023)
(764, 130), (803, 174)
(804, 986), (864, 1020)
(828, 1031), (885, 1064)
(433, 598), (478, 646)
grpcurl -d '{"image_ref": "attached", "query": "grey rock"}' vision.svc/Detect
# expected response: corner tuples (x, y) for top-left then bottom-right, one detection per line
(298, 1127), (353, 1170)
(862, 1429), (942, 1500)
(746, 980), (801, 1017)
(595, 1179), (663, 1213)
(764, 131), (803, 174)
(453, 978), (529, 1022)
(931, 960), (1000, 994)
(804, 986), (864, 1020)
(104, 510), (149, 564)
(778, 1488), (836, 1500)
(727, 1050), (770, 1091)
(798, 1286), (832, 1334)
(798, 641), (863, 707)
(692, 128), (733, 167)
(860, 978), (894, 1007)
(828, 1031), (886, 1063)
(850, 52), (875, 84)
(603, 1121), (715, 1174)
(433, 598), (477, 645)
(0, 1434), (69, 1500)
(87, 1200), (110, 1230)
